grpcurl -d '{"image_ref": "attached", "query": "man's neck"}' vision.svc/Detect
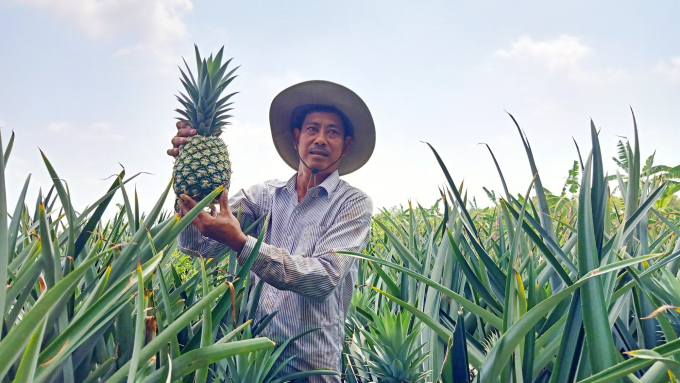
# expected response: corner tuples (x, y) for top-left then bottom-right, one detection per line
(295, 168), (333, 202)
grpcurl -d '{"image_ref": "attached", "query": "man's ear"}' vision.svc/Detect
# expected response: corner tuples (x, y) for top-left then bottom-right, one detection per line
(293, 128), (301, 150)
(342, 136), (354, 156)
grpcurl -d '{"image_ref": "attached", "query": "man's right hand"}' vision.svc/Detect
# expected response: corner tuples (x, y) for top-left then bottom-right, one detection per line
(167, 121), (197, 157)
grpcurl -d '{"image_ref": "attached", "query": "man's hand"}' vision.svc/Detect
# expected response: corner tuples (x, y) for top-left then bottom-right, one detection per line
(168, 121), (223, 157)
(177, 188), (248, 253)
(168, 121), (196, 157)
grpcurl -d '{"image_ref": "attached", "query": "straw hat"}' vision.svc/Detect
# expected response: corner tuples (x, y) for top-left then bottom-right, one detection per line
(269, 80), (375, 175)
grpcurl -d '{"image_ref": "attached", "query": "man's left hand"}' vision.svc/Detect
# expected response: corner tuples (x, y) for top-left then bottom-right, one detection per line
(177, 189), (248, 253)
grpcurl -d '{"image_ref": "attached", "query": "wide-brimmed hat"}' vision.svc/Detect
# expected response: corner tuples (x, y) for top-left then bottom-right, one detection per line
(269, 80), (375, 176)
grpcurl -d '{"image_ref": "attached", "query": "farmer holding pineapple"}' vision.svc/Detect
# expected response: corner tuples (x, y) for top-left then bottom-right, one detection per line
(169, 77), (375, 382)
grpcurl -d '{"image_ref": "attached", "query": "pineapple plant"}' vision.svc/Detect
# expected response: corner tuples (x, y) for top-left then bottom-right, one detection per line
(0, 130), (274, 383)
(348, 308), (430, 383)
(342, 111), (680, 383)
(173, 45), (238, 207)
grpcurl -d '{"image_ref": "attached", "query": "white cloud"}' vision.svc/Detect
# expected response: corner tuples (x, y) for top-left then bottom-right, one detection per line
(89, 122), (123, 142)
(496, 34), (591, 72)
(13, 0), (193, 66)
(47, 121), (122, 141)
(47, 121), (73, 133)
(494, 34), (627, 83)
(655, 57), (680, 82)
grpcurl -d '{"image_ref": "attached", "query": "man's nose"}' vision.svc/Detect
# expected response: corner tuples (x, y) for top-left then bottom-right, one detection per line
(314, 130), (328, 145)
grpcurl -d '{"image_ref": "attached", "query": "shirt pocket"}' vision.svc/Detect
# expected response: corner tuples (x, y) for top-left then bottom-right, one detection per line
(297, 225), (325, 257)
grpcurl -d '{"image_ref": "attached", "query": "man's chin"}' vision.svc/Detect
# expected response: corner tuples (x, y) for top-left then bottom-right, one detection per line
(305, 156), (330, 169)
(306, 161), (332, 172)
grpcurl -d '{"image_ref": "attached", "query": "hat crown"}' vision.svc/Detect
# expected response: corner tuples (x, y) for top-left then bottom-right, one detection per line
(269, 80), (375, 176)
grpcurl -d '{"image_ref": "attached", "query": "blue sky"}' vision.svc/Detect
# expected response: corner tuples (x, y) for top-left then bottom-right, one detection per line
(1, 0), (678, 215)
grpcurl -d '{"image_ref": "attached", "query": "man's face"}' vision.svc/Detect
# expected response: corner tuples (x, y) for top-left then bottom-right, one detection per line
(293, 111), (353, 175)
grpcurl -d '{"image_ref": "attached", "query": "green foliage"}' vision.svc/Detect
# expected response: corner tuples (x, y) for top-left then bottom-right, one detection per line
(2, 107), (680, 383)
(168, 249), (198, 283)
(0, 130), (329, 383)
(344, 111), (680, 383)
(561, 160), (580, 196)
(348, 308), (430, 383)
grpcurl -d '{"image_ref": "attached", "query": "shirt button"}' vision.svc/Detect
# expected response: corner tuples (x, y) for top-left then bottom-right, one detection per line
(288, 236), (292, 241)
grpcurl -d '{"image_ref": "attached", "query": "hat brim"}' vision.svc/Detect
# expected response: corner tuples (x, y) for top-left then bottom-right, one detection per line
(269, 80), (375, 176)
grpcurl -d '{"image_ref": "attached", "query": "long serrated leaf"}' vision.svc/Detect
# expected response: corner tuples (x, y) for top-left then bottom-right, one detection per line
(142, 338), (275, 382)
(40, 150), (76, 262)
(483, 143), (511, 201)
(590, 120), (607, 258)
(373, 218), (422, 270)
(505, 198), (577, 279)
(449, 230), (503, 313)
(81, 358), (115, 383)
(13, 318), (47, 383)
(119, 175), (137, 234)
(453, 310), (471, 382)
(478, 252), (658, 381)
(620, 184), (667, 243)
(105, 280), (229, 383)
(2, 131), (14, 168)
(156, 265), (181, 358)
(578, 154), (620, 379)
(369, 261), (401, 297)
(38, 203), (58, 289)
(127, 264), (147, 383)
(371, 286), (485, 368)
(577, 337), (680, 383)
(37, 253), (162, 377)
(507, 113), (557, 241)
(651, 208), (680, 237)
(339, 250), (503, 329)
(0, 130), (8, 333)
(0, 251), (105, 378)
(425, 142), (478, 237)
(464, 224), (508, 293)
(108, 179), (172, 283)
(548, 290), (584, 383)
(5, 256), (42, 310)
(7, 174), (30, 261)
(195, 257), (212, 383)
(523, 255), (537, 383)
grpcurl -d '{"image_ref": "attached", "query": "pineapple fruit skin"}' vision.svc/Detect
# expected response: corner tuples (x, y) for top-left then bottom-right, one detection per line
(173, 135), (231, 201)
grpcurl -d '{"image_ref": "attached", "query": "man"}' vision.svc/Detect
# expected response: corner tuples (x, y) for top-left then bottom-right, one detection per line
(168, 80), (375, 382)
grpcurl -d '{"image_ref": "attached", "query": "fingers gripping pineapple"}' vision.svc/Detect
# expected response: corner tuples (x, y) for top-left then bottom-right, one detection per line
(173, 45), (238, 211)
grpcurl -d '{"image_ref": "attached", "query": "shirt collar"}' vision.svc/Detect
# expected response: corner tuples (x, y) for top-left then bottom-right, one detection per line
(275, 170), (341, 198)
(317, 170), (341, 196)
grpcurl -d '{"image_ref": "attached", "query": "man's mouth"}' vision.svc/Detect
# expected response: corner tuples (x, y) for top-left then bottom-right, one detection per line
(309, 149), (329, 157)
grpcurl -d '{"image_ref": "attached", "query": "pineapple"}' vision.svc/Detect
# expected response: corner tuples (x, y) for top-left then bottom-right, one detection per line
(173, 45), (238, 207)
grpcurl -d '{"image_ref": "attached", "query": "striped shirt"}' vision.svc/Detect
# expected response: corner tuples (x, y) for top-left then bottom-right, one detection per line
(178, 170), (373, 382)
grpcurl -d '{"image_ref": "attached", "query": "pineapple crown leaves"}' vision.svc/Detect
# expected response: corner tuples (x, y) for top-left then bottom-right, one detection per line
(357, 308), (429, 378)
(175, 44), (240, 137)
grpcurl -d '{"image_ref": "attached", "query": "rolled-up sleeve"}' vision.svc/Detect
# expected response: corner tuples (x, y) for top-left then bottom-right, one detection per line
(177, 183), (266, 259)
(176, 224), (227, 259)
(237, 195), (373, 302)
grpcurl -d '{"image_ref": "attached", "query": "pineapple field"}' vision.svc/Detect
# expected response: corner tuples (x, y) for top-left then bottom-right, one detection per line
(1, 109), (679, 383)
